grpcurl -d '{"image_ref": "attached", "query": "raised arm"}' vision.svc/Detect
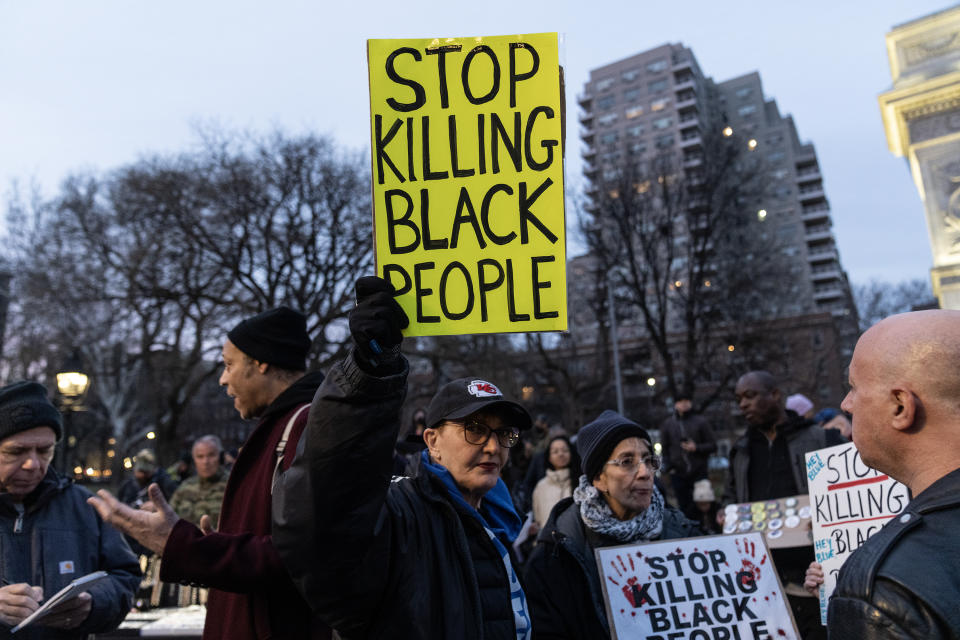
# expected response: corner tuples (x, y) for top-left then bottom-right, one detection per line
(273, 277), (409, 635)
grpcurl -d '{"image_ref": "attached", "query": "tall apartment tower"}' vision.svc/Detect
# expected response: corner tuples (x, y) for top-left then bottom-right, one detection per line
(578, 43), (857, 323)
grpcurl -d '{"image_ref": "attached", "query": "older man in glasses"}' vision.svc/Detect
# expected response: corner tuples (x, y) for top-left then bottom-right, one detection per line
(524, 410), (701, 639)
(273, 282), (536, 639)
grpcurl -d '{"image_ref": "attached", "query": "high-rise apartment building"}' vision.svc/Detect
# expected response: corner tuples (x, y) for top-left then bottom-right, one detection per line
(564, 43), (858, 422)
(578, 43), (857, 323)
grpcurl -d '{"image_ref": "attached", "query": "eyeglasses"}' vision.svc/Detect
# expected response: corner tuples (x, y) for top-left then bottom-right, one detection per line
(455, 419), (521, 448)
(605, 453), (662, 474)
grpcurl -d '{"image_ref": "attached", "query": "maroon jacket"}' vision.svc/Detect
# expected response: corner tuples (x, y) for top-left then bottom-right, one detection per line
(161, 372), (328, 640)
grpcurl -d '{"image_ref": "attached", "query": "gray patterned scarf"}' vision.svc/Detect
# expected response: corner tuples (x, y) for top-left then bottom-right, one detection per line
(572, 474), (665, 542)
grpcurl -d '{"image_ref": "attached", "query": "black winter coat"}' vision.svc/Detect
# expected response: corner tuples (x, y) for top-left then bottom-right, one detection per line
(659, 412), (717, 480)
(524, 497), (701, 640)
(828, 466), (960, 639)
(722, 412), (827, 505)
(273, 353), (521, 640)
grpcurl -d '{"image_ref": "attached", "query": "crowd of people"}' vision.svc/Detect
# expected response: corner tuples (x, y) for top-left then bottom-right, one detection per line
(0, 276), (956, 640)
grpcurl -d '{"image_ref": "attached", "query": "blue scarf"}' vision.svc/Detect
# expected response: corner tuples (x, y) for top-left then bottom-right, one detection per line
(420, 450), (532, 640)
(420, 449), (522, 544)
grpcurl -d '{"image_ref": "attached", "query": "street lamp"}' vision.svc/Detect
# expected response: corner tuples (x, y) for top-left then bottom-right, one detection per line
(56, 350), (90, 474)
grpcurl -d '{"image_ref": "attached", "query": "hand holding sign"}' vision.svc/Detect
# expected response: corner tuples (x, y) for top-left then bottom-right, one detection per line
(350, 276), (409, 370)
(803, 561), (824, 597)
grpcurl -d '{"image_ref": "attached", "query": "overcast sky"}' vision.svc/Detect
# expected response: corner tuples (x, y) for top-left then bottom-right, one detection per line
(0, 0), (950, 284)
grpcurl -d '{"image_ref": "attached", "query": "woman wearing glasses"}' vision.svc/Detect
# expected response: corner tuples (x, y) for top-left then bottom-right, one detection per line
(524, 409), (700, 640)
(277, 370), (534, 640)
(412, 377), (533, 640)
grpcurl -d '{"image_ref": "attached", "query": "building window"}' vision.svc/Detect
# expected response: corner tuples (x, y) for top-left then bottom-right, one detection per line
(625, 104), (645, 119)
(597, 112), (618, 126)
(600, 151), (621, 164)
(775, 186), (792, 199)
(768, 150), (785, 163)
(651, 98), (671, 111)
(655, 134), (674, 149)
(648, 79), (668, 93)
(738, 104), (757, 116)
(624, 87), (643, 102)
(596, 77), (616, 92)
(778, 223), (799, 242)
(812, 330), (824, 349)
(647, 58), (668, 73)
(627, 124), (645, 137)
(621, 68), (641, 82)
(600, 132), (619, 145)
(597, 95), (616, 110)
(735, 86), (753, 99)
(629, 142), (647, 155)
(653, 117), (673, 130)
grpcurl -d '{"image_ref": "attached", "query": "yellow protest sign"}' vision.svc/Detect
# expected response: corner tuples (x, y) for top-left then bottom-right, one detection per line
(368, 32), (566, 337)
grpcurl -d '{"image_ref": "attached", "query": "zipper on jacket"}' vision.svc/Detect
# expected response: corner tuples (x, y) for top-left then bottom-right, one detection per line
(13, 504), (24, 533)
(550, 530), (564, 558)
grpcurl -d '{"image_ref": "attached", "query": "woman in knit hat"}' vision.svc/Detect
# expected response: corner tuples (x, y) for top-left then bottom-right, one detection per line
(524, 409), (701, 639)
(684, 478), (721, 535)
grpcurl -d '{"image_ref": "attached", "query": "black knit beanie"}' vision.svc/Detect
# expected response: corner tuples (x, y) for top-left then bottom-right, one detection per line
(227, 307), (311, 371)
(0, 381), (64, 442)
(577, 409), (651, 481)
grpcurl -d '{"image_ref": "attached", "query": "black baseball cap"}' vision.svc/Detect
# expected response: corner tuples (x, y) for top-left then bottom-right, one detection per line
(425, 377), (532, 431)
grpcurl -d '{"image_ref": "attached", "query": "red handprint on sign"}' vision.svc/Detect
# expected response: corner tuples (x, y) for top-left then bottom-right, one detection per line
(604, 552), (654, 609)
(734, 535), (767, 589)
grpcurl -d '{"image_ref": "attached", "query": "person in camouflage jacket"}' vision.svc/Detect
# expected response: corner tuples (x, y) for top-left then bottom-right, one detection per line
(169, 436), (228, 528)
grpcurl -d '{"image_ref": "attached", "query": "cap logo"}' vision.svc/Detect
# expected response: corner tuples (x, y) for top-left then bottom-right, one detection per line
(467, 380), (502, 398)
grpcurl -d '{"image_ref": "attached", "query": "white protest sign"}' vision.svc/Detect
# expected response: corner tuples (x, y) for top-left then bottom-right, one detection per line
(596, 533), (799, 640)
(805, 442), (909, 624)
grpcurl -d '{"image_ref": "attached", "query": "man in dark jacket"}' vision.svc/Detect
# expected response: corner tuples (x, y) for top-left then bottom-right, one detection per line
(117, 449), (179, 507)
(724, 369), (827, 640)
(117, 448), (179, 558)
(817, 310), (960, 638)
(89, 307), (328, 640)
(274, 277), (535, 640)
(659, 393), (716, 512)
(0, 381), (140, 639)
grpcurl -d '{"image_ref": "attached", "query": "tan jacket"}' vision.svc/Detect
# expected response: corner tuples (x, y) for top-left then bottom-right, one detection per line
(532, 467), (572, 529)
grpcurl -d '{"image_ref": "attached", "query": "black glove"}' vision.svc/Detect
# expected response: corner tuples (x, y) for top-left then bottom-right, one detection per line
(350, 276), (409, 370)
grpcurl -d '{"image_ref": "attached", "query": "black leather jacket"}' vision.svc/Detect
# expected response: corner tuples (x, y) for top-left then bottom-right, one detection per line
(828, 466), (960, 639)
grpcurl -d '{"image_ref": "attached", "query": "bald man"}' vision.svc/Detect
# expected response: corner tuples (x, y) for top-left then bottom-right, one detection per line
(822, 310), (960, 638)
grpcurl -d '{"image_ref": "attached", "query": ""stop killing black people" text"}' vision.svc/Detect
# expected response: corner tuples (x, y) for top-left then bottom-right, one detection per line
(373, 40), (563, 325)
